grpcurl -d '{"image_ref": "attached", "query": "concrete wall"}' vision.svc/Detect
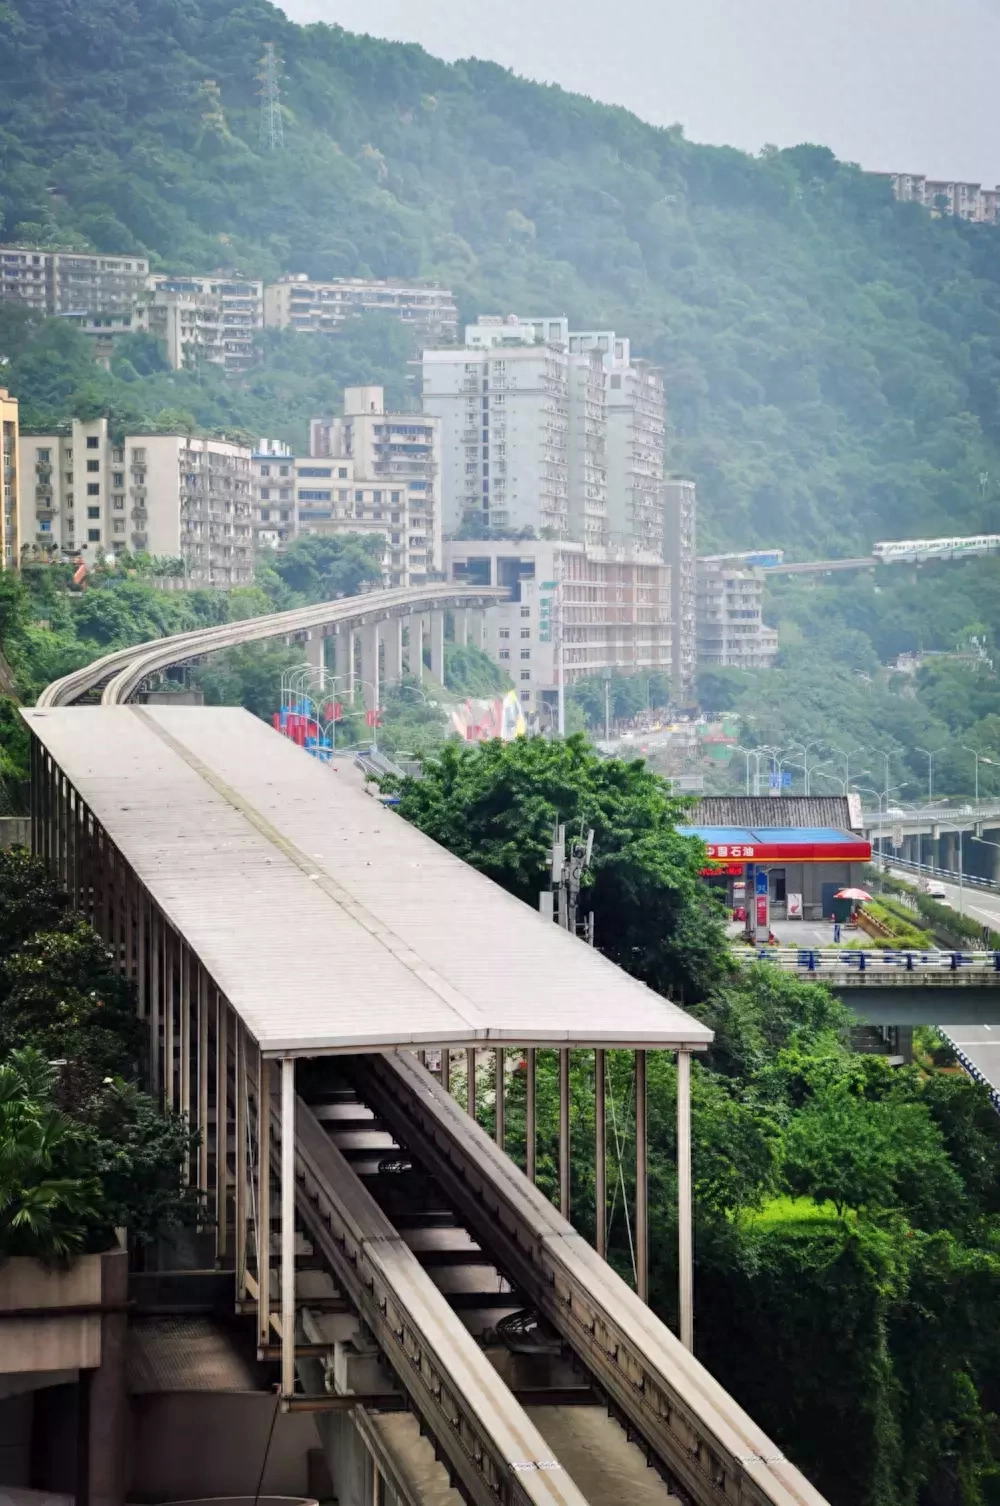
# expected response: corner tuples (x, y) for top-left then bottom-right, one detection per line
(0, 817), (31, 848)
(127, 1393), (320, 1501)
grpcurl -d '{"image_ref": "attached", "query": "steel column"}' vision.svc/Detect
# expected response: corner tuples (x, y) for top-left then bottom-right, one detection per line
(494, 1048), (504, 1150)
(180, 947), (191, 1136)
(559, 1049), (570, 1219)
(136, 893), (147, 1021)
(525, 1048), (536, 1184)
(216, 996), (228, 1261)
(466, 1048), (475, 1119)
(280, 1057), (296, 1398)
(636, 1050), (648, 1304)
(677, 1049), (693, 1348)
(164, 927), (175, 1113)
(149, 909), (161, 1100)
(595, 1048), (606, 1259)
(258, 1051), (271, 1350)
(440, 1048), (450, 1095)
(235, 1022), (248, 1299)
(198, 967), (209, 1195)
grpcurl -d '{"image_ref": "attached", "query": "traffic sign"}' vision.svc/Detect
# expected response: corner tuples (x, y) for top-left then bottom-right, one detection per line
(891, 824), (904, 849)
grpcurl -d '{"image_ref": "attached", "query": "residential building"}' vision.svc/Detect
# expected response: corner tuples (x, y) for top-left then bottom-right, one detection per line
(252, 440), (297, 552)
(0, 389), (21, 569)
(422, 318), (571, 538)
(662, 478), (697, 701)
(0, 248), (150, 315)
(426, 316), (664, 553)
(142, 275), (264, 372)
(264, 276), (458, 341)
(695, 558), (779, 669)
(20, 419), (253, 586)
(443, 537), (671, 711)
(872, 173), (1000, 223)
(307, 387), (441, 584)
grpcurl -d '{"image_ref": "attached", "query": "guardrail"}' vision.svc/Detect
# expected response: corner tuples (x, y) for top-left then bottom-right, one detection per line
(875, 853), (1000, 892)
(38, 583), (507, 708)
(751, 948), (1000, 980)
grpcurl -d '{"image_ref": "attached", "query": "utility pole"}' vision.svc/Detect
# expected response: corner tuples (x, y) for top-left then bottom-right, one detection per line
(602, 668), (612, 743)
(257, 43), (284, 151)
(540, 822), (595, 943)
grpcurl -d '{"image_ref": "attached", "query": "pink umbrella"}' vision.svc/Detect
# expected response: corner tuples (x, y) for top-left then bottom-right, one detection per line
(835, 887), (872, 902)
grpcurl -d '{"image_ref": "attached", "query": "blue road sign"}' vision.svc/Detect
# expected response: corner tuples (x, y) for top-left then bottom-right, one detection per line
(756, 869), (769, 896)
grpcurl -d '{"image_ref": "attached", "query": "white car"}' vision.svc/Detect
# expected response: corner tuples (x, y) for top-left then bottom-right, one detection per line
(926, 881), (948, 899)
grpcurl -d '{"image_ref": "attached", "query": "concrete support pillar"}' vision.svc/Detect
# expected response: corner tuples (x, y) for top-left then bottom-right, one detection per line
(494, 1049), (504, 1151)
(257, 1051), (271, 1351)
(990, 830), (1000, 884)
(466, 1048), (476, 1119)
(471, 611), (487, 651)
(406, 616), (423, 682)
(88, 1249), (129, 1506)
(383, 618), (403, 686)
(525, 1049), (536, 1185)
(676, 1049), (692, 1347)
(595, 1048), (606, 1259)
(280, 1057), (296, 1399)
(429, 612), (445, 684)
(455, 609), (469, 648)
(636, 1050), (648, 1305)
(305, 631), (324, 672)
(346, 629), (356, 705)
(368, 623), (380, 711)
(559, 1049), (570, 1219)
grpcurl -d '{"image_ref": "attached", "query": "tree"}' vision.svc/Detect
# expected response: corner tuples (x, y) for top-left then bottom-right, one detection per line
(385, 734), (730, 1001)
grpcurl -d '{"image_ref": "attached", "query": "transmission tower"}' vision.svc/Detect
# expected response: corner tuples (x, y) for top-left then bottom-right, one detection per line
(257, 43), (284, 151)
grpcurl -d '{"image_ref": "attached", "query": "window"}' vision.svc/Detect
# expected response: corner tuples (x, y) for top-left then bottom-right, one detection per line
(260, 508), (270, 521)
(338, 467), (348, 478)
(65, 473), (73, 484)
(113, 519), (124, 534)
(520, 628), (530, 639)
(298, 467), (332, 478)
(520, 671), (531, 681)
(391, 491), (401, 502)
(520, 649), (530, 660)
(87, 506), (100, 519)
(87, 528), (100, 541)
(111, 448), (124, 464)
(36, 448), (50, 462)
(372, 491), (382, 503)
(279, 466), (290, 478)
(355, 490), (364, 503)
(87, 484), (99, 496)
(112, 472), (124, 487)
(131, 447), (146, 463)
(86, 460), (99, 473)
(498, 628), (510, 639)
(86, 436), (99, 449)
(299, 490), (332, 501)
(279, 488), (291, 501)
(499, 649), (510, 661)
(113, 496), (124, 510)
(259, 465), (270, 478)
(260, 488), (270, 500)
(520, 606), (530, 618)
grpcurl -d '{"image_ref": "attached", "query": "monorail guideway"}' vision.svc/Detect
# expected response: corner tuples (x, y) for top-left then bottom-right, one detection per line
(279, 1052), (827, 1506)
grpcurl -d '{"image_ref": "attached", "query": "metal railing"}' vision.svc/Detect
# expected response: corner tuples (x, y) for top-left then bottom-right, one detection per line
(874, 853), (1000, 891)
(751, 948), (1000, 978)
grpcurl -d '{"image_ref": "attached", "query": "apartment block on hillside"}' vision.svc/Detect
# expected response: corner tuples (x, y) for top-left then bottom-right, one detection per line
(142, 275), (264, 373)
(264, 276), (458, 341)
(20, 419), (253, 586)
(0, 248), (150, 316)
(696, 558), (778, 669)
(662, 478), (697, 701)
(873, 172), (1000, 223)
(0, 389), (21, 570)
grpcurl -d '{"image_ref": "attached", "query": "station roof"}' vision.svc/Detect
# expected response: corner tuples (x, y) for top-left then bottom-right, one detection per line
(677, 826), (871, 863)
(24, 707), (712, 1058)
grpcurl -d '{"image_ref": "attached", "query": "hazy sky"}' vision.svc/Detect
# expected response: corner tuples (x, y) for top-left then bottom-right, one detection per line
(280, 0), (1000, 184)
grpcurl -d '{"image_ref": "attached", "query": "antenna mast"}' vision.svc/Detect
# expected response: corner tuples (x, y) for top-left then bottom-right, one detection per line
(257, 43), (284, 151)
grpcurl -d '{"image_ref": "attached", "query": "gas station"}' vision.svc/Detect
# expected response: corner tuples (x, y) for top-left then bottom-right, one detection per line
(677, 797), (872, 933)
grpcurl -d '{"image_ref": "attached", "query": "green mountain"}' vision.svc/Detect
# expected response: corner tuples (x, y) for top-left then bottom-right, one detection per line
(3, 0), (1000, 557)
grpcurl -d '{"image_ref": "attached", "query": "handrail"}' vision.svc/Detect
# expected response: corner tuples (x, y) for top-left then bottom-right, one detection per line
(748, 948), (1000, 977)
(38, 583), (506, 708)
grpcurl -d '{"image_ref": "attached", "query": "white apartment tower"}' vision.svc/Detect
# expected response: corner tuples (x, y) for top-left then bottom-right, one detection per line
(662, 478), (698, 701)
(423, 318), (570, 538)
(20, 419), (254, 586)
(305, 386), (442, 584)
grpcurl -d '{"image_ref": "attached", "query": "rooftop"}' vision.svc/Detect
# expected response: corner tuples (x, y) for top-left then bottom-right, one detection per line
(24, 707), (710, 1059)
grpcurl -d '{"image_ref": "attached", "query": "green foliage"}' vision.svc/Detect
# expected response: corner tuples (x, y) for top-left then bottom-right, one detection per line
(570, 669), (674, 730)
(386, 733), (729, 1001)
(443, 642), (510, 697)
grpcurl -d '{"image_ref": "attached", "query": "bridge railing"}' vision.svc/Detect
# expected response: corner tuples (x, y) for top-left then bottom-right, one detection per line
(870, 852), (1000, 893)
(750, 947), (1000, 977)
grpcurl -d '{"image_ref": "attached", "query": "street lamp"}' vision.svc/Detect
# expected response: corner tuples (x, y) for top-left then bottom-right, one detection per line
(783, 740), (824, 795)
(733, 746), (755, 796)
(916, 746), (946, 807)
(359, 679), (381, 753)
(962, 746), (998, 805)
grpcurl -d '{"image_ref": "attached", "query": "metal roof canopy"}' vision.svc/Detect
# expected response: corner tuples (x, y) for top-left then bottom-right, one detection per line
(24, 707), (711, 1058)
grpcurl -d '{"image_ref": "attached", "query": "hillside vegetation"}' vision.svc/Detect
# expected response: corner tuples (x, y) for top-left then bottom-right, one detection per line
(3, 0), (1000, 556)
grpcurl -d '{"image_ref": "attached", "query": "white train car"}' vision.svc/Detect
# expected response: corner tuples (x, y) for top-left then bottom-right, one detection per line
(873, 534), (1000, 563)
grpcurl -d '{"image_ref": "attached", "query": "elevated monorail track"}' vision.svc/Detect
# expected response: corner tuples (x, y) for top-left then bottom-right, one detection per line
(285, 1053), (827, 1506)
(37, 582), (506, 707)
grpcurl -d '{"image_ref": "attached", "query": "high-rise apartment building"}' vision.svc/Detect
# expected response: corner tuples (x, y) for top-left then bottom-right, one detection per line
(423, 319), (570, 538)
(0, 248), (150, 315)
(444, 538), (671, 710)
(696, 558), (778, 670)
(0, 389), (21, 570)
(20, 419), (253, 586)
(662, 478), (697, 701)
(250, 388), (441, 585)
(424, 316), (664, 555)
(264, 276), (459, 341)
(142, 275), (264, 372)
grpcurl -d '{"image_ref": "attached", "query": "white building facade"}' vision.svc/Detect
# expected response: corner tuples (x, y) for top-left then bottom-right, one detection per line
(20, 419), (254, 586)
(264, 276), (459, 341)
(695, 558), (778, 669)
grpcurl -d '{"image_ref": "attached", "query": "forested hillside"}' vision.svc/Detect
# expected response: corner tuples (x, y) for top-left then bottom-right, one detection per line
(3, 0), (1000, 555)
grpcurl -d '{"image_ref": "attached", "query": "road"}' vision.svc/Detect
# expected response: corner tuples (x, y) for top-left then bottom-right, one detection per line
(887, 866), (1000, 1094)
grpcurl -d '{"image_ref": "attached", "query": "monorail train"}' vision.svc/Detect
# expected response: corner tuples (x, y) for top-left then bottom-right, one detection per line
(872, 534), (1000, 563)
